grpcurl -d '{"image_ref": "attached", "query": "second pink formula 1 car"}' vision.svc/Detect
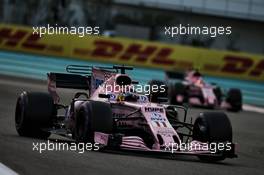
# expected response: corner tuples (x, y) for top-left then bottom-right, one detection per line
(149, 70), (242, 112)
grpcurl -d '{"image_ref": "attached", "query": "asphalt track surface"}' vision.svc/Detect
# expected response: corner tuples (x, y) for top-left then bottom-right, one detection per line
(0, 75), (264, 175)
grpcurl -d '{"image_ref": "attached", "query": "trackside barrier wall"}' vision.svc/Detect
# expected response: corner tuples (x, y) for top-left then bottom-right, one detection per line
(0, 24), (264, 82)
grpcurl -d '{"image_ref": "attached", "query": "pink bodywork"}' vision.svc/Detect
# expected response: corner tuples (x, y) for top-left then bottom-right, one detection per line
(47, 67), (214, 153)
(90, 68), (180, 150)
(181, 71), (219, 107)
(89, 68), (211, 153)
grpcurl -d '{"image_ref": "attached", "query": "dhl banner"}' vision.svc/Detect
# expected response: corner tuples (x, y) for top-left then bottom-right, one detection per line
(0, 24), (264, 81)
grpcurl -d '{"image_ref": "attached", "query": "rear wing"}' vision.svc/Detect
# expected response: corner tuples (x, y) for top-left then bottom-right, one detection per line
(47, 73), (90, 90)
(47, 65), (134, 103)
(47, 65), (118, 90)
(47, 72), (91, 103)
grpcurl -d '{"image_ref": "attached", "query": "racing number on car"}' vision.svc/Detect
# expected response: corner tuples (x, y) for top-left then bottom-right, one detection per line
(151, 113), (167, 128)
(152, 121), (167, 128)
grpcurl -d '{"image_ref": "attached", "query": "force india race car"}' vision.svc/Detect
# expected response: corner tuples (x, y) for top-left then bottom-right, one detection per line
(149, 70), (242, 112)
(15, 65), (237, 161)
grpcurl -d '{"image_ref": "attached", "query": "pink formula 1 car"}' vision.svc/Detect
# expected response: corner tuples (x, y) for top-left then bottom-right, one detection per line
(15, 65), (237, 161)
(149, 70), (242, 112)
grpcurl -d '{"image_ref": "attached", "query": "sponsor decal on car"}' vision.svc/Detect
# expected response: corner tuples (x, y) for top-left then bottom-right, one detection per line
(150, 113), (166, 122)
(145, 107), (164, 113)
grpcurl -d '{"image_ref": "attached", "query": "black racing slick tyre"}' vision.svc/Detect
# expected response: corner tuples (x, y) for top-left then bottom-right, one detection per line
(193, 112), (232, 162)
(226, 89), (242, 112)
(75, 101), (113, 143)
(170, 82), (186, 105)
(15, 91), (55, 139)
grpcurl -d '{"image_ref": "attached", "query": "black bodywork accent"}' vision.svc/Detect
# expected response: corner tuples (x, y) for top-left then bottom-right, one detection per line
(48, 72), (90, 90)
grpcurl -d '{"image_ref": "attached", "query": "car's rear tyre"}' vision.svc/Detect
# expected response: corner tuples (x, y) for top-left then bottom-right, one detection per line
(213, 87), (222, 105)
(75, 101), (113, 143)
(226, 89), (242, 112)
(193, 112), (232, 162)
(170, 82), (186, 105)
(15, 91), (54, 139)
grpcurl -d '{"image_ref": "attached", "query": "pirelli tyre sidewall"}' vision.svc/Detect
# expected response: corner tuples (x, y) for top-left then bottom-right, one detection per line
(193, 112), (232, 161)
(15, 91), (54, 138)
(75, 101), (113, 143)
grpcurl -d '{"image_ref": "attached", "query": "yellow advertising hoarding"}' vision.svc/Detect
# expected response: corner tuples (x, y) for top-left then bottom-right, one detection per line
(0, 24), (263, 81)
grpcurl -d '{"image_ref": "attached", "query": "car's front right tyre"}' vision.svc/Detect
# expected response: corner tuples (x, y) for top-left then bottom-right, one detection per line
(75, 101), (113, 143)
(192, 112), (233, 162)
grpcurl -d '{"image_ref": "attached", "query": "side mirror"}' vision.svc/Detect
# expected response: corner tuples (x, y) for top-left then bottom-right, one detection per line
(98, 94), (110, 98)
(157, 97), (168, 103)
(132, 81), (139, 84)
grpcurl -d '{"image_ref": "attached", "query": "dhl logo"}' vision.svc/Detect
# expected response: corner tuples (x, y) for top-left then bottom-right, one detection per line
(0, 25), (263, 81)
(75, 40), (264, 78)
(0, 27), (63, 53)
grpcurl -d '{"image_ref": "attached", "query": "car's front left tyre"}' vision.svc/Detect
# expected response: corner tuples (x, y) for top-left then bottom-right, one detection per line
(15, 91), (55, 139)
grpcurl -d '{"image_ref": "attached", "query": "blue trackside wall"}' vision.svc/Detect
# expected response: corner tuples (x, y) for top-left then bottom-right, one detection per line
(0, 51), (263, 106)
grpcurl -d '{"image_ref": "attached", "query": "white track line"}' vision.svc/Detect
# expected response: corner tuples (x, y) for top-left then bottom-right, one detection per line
(243, 104), (264, 114)
(0, 163), (19, 175)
